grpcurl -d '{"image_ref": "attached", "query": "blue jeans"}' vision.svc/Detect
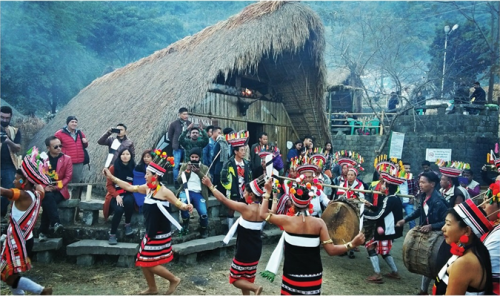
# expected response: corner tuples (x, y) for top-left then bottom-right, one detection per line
(403, 203), (415, 229)
(173, 149), (184, 182)
(1, 167), (16, 217)
(179, 191), (208, 228)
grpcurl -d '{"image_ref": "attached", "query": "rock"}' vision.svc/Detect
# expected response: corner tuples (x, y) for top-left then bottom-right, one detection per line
(33, 238), (63, 252)
(67, 240), (139, 256)
(116, 255), (136, 268)
(76, 254), (95, 266)
(58, 199), (80, 208)
(79, 200), (103, 211)
(82, 210), (99, 226)
(36, 251), (54, 263)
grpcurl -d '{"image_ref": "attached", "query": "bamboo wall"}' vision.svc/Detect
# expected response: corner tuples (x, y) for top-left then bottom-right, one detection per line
(190, 92), (299, 155)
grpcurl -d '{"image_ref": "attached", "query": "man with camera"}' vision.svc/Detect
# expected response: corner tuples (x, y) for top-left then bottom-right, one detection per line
(0, 106), (21, 220)
(176, 147), (210, 238)
(97, 123), (135, 164)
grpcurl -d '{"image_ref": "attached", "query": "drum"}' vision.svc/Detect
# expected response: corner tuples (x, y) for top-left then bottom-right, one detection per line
(402, 227), (450, 279)
(321, 201), (359, 245)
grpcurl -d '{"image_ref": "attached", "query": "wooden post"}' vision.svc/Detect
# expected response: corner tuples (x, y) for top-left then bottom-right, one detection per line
(86, 185), (92, 201)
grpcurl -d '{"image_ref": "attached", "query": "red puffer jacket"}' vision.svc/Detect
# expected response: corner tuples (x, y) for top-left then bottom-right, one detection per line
(54, 128), (88, 164)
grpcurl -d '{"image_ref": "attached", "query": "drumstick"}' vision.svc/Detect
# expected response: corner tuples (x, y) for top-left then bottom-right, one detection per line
(275, 176), (414, 197)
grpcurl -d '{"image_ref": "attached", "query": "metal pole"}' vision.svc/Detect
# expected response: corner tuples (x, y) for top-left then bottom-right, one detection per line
(441, 33), (449, 99)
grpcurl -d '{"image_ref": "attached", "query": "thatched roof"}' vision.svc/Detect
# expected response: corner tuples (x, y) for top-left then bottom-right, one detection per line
(29, 1), (328, 182)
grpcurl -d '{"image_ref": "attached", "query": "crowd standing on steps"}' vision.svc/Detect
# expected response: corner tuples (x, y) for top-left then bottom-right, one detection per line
(2, 103), (500, 296)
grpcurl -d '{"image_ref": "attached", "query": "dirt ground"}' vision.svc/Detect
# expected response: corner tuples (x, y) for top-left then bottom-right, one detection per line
(0, 227), (426, 295)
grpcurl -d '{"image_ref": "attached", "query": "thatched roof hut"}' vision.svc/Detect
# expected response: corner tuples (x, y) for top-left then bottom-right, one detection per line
(29, 1), (329, 182)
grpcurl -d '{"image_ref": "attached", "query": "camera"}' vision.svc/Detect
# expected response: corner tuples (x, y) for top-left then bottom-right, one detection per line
(111, 128), (121, 133)
(0, 131), (7, 143)
(189, 162), (200, 168)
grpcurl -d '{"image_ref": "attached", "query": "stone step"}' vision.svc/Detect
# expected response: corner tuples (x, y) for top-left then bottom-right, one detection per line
(66, 239), (139, 267)
(172, 227), (282, 264)
(32, 237), (63, 263)
(79, 200), (104, 211)
(33, 238), (63, 252)
(67, 239), (139, 256)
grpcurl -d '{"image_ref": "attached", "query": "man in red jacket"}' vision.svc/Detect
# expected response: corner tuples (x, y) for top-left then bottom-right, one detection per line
(38, 136), (73, 241)
(54, 116), (88, 200)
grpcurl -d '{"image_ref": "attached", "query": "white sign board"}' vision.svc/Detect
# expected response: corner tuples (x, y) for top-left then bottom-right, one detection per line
(389, 131), (405, 159)
(425, 148), (452, 162)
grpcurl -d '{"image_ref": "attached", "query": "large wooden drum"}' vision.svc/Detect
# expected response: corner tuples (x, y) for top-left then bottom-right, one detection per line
(321, 201), (359, 245)
(402, 227), (450, 279)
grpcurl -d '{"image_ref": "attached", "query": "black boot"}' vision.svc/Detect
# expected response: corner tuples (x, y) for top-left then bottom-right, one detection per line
(180, 218), (189, 236)
(200, 227), (208, 238)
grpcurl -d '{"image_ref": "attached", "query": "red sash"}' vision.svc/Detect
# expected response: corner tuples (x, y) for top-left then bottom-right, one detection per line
(0, 191), (41, 281)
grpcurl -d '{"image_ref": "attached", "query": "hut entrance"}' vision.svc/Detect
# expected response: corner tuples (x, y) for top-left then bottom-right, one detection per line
(247, 122), (264, 146)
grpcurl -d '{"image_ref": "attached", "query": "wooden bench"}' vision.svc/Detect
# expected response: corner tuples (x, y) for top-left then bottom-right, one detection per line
(32, 238), (63, 263)
(66, 239), (139, 267)
(57, 199), (80, 225)
(172, 228), (282, 264)
(79, 200), (103, 226)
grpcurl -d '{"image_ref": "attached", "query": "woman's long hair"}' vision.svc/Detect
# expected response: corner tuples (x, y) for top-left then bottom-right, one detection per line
(448, 208), (493, 295)
(135, 149), (152, 173)
(113, 147), (136, 181)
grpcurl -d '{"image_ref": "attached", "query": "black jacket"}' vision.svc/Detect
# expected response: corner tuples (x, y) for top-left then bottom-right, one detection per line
(365, 194), (404, 240)
(220, 156), (252, 202)
(469, 87), (486, 104)
(404, 189), (448, 230)
(481, 169), (496, 186)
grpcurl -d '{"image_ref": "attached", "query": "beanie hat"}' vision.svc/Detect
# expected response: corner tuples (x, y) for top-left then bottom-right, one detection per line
(189, 147), (202, 157)
(66, 116), (78, 124)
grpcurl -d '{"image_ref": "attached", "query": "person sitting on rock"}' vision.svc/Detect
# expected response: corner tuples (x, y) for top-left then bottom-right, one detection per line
(38, 136), (73, 242)
(103, 147), (137, 245)
(177, 147), (210, 238)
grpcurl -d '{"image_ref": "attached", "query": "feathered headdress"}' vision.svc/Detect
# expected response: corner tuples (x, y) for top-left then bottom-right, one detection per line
(310, 148), (326, 170)
(295, 155), (319, 175)
(485, 180), (500, 204)
(375, 155), (412, 184)
(435, 159), (470, 177)
(146, 149), (175, 177)
(486, 143), (500, 173)
(21, 146), (51, 185)
(334, 150), (364, 172)
(226, 131), (250, 148)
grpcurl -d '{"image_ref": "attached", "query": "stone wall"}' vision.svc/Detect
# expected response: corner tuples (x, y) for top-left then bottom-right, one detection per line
(330, 108), (499, 184)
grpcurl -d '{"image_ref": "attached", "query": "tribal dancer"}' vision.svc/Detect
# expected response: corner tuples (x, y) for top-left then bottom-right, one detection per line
(202, 176), (268, 295)
(259, 180), (365, 295)
(1, 147), (53, 295)
(333, 151), (365, 200)
(364, 165), (405, 283)
(103, 150), (193, 295)
(435, 159), (470, 207)
(433, 199), (493, 295)
(481, 181), (500, 294)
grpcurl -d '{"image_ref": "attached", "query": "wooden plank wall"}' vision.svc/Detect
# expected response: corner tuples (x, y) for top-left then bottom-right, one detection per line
(191, 93), (297, 155)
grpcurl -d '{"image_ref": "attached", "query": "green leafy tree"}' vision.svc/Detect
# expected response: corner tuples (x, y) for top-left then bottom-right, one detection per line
(1, 1), (101, 114)
(427, 20), (489, 98)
